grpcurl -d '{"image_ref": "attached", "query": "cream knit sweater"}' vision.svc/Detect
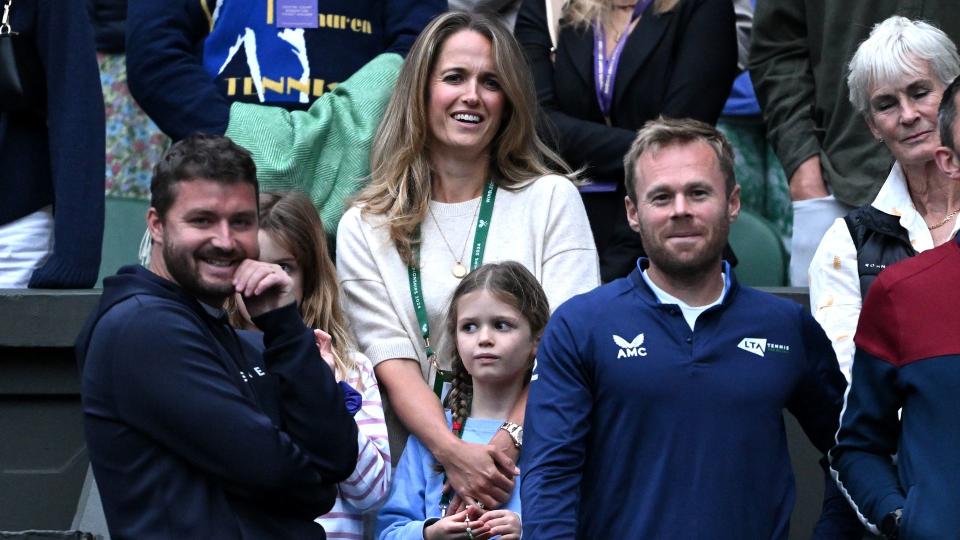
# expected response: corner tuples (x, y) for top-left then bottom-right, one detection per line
(336, 174), (600, 385)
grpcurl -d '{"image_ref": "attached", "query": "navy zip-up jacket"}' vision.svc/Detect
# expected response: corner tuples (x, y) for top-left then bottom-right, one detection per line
(521, 263), (862, 539)
(77, 265), (358, 539)
(831, 235), (960, 538)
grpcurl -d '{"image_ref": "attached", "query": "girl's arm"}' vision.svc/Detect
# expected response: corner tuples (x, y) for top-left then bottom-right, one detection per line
(375, 435), (434, 540)
(337, 354), (392, 511)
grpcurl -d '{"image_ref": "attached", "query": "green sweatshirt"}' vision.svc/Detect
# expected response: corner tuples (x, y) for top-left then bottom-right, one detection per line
(225, 53), (402, 235)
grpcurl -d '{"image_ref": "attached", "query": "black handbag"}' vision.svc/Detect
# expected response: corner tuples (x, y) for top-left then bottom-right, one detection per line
(0, 0), (23, 106)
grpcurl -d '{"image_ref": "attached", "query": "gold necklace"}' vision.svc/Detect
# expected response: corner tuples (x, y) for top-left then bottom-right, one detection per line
(927, 208), (960, 230)
(428, 199), (481, 278)
(607, 12), (638, 45)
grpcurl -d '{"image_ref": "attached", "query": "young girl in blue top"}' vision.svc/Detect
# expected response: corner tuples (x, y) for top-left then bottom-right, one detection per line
(376, 261), (549, 540)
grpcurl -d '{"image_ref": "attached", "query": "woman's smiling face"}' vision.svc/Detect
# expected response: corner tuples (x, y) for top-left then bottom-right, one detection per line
(426, 30), (505, 161)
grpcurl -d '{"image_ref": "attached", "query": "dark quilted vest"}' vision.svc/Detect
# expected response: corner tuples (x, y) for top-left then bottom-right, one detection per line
(843, 206), (916, 300)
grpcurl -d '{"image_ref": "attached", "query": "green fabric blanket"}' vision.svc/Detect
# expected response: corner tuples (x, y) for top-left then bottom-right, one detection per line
(225, 53), (403, 236)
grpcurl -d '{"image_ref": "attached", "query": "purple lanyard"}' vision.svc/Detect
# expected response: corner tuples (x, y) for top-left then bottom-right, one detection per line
(593, 0), (653, 121)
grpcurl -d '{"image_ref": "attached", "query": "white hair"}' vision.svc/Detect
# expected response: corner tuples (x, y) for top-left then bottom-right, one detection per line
(847, 16), (960, 115)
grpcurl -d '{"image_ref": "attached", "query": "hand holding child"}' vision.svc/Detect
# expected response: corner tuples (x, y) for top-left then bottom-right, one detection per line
(313, 329), (339, 381)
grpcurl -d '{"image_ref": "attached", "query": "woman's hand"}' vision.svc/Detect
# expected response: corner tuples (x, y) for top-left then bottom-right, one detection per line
(473, 510), (521, 540)
(424, 507), (488, 540)
(313, 329), (339, 381)
(438, 440), (518, 509)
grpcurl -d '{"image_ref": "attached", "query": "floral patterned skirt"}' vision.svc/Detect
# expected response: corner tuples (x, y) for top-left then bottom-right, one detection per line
(98, 52), (170, 200)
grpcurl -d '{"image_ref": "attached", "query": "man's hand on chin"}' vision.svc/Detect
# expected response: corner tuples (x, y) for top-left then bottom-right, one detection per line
(233, 259), (297, 319)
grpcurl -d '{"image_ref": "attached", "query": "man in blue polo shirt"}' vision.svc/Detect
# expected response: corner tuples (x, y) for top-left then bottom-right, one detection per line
(520, 118), (861, 539)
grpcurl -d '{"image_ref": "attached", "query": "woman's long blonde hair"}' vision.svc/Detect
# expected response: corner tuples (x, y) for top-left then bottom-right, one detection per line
(228, 191), (357, 379)
(563, 0), (681, 31)
(353, 11), (572, 267)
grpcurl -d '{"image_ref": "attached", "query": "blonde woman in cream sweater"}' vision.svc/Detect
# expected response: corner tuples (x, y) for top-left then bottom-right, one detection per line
(336, 11), (599, 517)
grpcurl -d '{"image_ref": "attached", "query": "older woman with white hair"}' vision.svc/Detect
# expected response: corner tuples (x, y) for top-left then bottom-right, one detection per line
(809, 15), (960, 381)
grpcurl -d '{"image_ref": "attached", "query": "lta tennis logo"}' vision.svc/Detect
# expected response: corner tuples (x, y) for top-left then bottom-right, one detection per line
(738, 337), (790, 358)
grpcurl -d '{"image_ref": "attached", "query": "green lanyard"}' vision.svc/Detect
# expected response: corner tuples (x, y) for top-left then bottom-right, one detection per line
(407, 180), (497, 399)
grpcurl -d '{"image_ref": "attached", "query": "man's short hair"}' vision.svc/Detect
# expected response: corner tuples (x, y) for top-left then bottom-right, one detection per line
(150, 134), (258, 219)
(623, 117), (736, 203)
(939, 76), (960, 153)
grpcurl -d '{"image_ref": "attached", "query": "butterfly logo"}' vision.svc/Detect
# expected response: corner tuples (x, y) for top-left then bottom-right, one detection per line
(613, 334), (647, 358)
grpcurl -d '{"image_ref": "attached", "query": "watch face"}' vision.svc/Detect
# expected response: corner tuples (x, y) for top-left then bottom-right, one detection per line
(502, 422), (523, 447)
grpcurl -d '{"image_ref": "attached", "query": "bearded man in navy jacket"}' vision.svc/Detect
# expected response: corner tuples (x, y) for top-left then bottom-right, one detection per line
(520, 118), (862, 539)
(76, 134), (358, 539)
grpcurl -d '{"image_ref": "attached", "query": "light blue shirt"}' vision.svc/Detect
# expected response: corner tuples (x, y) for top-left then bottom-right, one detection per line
(376, 413), (522, 540)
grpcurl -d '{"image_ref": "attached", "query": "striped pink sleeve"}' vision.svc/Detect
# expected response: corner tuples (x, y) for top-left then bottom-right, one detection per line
(337, 352), (392, 511)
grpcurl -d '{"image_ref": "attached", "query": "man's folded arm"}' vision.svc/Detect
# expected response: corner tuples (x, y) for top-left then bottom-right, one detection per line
(104, 302), (351, 514)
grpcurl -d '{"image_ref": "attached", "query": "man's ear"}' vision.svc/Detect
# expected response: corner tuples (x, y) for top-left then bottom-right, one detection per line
(934, 146), (960, 179)
(727, 184), (741, 223)
(625, 195), (642, 233)
(146, 208), (164, 245)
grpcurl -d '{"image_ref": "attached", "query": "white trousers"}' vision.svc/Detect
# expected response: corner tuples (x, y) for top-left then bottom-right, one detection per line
(789, 195), (852, 287)
(0, 206), (54, 288)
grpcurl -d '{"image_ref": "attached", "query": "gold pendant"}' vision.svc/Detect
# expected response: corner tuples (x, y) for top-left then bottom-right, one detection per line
(452, 262), (468, 278)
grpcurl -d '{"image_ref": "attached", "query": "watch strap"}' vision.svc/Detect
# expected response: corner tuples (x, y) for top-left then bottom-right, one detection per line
(499, 421), (523, 449)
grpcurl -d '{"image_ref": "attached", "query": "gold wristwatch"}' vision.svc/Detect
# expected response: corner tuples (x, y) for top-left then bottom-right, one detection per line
(499, 421), (523, 449)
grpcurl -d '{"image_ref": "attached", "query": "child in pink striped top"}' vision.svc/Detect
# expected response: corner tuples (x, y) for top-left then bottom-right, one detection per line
(316, 346), (391, 539)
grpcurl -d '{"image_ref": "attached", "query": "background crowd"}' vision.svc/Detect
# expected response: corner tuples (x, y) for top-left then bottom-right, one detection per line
(4, 0), (960, 539)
